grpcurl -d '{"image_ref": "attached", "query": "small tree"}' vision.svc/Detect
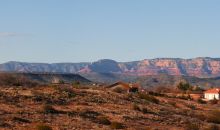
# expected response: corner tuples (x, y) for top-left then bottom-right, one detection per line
(59, 80), (65, 84)
(177, 82), (192, 92)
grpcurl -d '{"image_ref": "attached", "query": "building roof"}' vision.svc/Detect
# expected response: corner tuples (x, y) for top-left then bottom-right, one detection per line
(131, 83), (141, 88)
(107, 81), (140, 89)
(204, 88), (220, 94)
(107, 81), (130, 89)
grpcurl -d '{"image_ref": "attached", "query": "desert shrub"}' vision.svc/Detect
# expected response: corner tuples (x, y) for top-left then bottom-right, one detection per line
(42, 105), (60, 114)
(155, 86), (175, 93)
(122, 116), (134, 121)
(207, 110), (220, 124)
(32, 92), (46, 102)
(133, 104), (141, 111)
(56, 86), (75, 98)
(72, 81), (80, 88)
(113, 87), (124, 93)
(36, 124), (52, 130)
(177, 82), (192, 91)
(0, 121), (10, 128)
(148, 91), (165, 97)
(110, 122), (124, 129)
(12, 117), (31, 123)
(209, 99), (218, 105)
(138, 93), (159, 104)
(142, 108), (148, 114)
(178, 94), (192, 100)
(96, 116), (111, 125)
(186, 104), (196, 110)
(59, 80), (65, 84)
(168, 101), (177, 107)
(203, 124), (219, 130)
(66, 111), (77, 117)
(193, 113), (206, 121)
(125, 93), (134, 101)
(185, 122), (200, 130)
(79, 110), (100, 120)
(197, 98), (207, 104)
(88, 96), (107, 104)
(80, 86), (90, 89)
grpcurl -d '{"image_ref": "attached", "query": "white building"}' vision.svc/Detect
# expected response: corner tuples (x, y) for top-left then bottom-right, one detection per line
(204, 88), (220, 100)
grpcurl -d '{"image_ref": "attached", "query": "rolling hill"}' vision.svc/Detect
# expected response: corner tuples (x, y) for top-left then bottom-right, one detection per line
(0, 72), (91, 86)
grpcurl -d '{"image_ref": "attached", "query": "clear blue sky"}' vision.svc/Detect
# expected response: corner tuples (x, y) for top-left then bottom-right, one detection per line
(0, 0), (220, 63)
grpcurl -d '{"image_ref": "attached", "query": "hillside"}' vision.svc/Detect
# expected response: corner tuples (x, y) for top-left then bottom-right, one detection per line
(1, 57), (220, 78)
(0, 61), (89, 73)
(0, 84), (220, 130)
(0, 72), (219, 89)
(81, 73), (220, 89)
(0, 73), (91, 86)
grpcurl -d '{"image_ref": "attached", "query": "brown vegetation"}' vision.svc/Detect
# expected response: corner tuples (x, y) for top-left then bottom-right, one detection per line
(0, 82), (220, 130)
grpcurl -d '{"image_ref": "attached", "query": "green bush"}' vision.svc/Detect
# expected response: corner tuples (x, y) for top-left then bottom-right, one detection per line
(36, 124), (52, 130)
(138, 93), (159, 104)
(177, 82), (192, 91)
(110, 122), (124, 129)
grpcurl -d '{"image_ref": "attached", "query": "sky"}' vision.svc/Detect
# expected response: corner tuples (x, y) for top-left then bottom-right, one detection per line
(0, 0), (220, 63)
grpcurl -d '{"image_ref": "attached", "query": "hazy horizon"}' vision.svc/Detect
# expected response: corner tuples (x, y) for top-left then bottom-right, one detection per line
(1, 0), (220, 63)
(1, 57), (220, 64)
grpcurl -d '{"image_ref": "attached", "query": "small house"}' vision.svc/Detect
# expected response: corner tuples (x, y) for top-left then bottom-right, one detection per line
(204, 88), (220, 100)
(107, 81), (140, 93)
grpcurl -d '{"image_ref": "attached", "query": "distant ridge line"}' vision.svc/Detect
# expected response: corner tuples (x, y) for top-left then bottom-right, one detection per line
(1, 57), (220, 78)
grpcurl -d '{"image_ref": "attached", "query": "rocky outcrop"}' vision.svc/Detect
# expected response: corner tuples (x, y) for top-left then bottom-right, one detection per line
(119, 58), (220, 77)
(1, 57), (220, 78)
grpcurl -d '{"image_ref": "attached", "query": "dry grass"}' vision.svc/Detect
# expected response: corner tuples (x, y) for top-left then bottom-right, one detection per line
(36, 124), (52, 130)
(0, 85), (219, 130)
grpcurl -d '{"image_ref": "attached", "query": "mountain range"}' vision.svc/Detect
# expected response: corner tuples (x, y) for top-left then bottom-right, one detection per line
(1, 57), (220, 78)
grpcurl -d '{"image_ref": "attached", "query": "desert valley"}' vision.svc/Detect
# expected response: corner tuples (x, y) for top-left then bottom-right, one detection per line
(1, 58), (220, 130)
(1, 0), (219, 129)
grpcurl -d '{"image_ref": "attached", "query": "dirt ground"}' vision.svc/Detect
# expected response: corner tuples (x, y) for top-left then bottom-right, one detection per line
(0, 85), (219, 130)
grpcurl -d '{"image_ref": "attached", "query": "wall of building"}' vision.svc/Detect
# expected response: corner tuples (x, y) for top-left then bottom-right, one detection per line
(205, 93), (219, 100)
